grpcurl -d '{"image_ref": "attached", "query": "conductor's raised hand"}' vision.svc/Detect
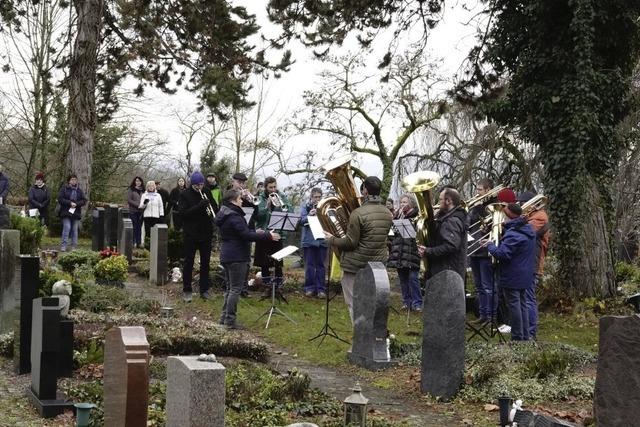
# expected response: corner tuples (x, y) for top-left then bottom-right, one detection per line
(269, 231), (281, 241)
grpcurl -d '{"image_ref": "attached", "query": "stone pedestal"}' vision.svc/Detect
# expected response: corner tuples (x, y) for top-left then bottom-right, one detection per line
(91, 208), (106, 251)
(150, 224), (168, 286)
(117, 207), (129, 243)
(166, 356), (225, 427)
(13, 255), (40, 374)
(118, 218), (133, 263)
(57, 320), (74, 378)
(104, 326), (150, 427)
(0, 229), (20, 334)
(421, 270), (465, 400)
(27, 297), (73, 418)
(104, 205), (120, 248)
(348, 262), (395, 371)
(594, 315), (640, 426)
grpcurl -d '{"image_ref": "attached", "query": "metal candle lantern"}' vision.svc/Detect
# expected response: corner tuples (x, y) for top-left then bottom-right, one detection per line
(343, 382), (369, 426)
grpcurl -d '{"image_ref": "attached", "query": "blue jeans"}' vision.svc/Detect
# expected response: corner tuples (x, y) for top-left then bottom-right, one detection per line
(303, 245), (327, 294)
(397, 268), (422, 309)
(220, 262), (249, 326)
(526, 276), (540, 338)
(61, 217), (78, 249)
(470, 257), (496, 318)
(130, 211), (143, 246)
(503, 288), (529, 341)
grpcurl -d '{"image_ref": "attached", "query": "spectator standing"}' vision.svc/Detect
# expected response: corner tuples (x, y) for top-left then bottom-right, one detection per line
(385, 198), (395, 213)
(58, 174), (87, 252)
(139, 181), (164, 244)
(127, 176), (145, 247)
(300, 188), (328, 298)
(0, 165), (9, 203)
(169, 177), (186, 230)
(28, 172), (50, 226)
(204, 173), (222, 211)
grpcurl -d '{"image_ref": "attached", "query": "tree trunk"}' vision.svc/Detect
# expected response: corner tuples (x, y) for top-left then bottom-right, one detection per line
(563, 177), (616, 298)
(68, 0), (103, 202)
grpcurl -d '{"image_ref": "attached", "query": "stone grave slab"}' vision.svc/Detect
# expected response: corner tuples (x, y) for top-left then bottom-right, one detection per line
(117, 207), (129, 243)
(104, 326), (150, 427)
(0, 229), (20, 334)
(150, 224), (168, 286)
(421, 269), (465, 400)
(13, 255), (40, 374)
(57, 319), (74, 378)
(166, 356), (225, 427)
(348, 262), (395, 370)
(91, 207), (105, 251)
(118, 218), (133, 263)
(104, 204), (120, 248)
(594, 315), (640, 426)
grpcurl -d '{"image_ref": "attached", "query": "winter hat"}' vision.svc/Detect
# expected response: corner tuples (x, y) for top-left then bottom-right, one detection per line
(506, 203), (523, 216)
(190, 171), (205, 185)
(497, 188), (517, 203)
(35, 172), (45, 181)
(517, 191), (536, 203)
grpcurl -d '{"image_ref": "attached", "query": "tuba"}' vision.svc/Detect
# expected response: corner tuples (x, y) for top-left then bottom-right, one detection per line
(521, 194), (548, 216)
(316, 154), (361, 242)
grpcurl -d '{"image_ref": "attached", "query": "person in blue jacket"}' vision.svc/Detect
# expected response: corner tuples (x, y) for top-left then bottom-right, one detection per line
(216, 189), (280, 329)
(58, 174), (87, 252)
(299, 188), (328, 298)
(481, 203), (536, 341)
(0, 166), (9, 203)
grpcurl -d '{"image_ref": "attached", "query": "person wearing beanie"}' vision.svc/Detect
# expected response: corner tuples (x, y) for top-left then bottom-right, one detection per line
(28, 172), (50, 225)
(517, 190), (551, 339)
(178, 171), (215, 302)
(497, 188), (517, 204)
(481, 203), (536, 341)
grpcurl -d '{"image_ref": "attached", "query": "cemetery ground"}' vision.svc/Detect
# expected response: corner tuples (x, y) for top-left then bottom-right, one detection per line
(1, 236), (633, 426)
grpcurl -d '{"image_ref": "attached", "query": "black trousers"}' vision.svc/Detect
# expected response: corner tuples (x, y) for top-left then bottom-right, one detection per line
(183, 237), (212, 294)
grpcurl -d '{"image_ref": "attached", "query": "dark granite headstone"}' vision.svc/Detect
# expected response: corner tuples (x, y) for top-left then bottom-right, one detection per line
(594, 315), (640, 426)
(13, 255), (40, 374)
(513, 409), (578, 427)
(150, 224), (168, 286)
(104, 204), (120, 248)
(118, 218), (133, 263)
(421, 270), (465, 400)
(117, 207), (129, 244)
(0, 229), (20, 334)
(0, 204), (10, 228)
(57, 320), (74, 378)
(348, 262), (395, 370)
(27, 297), (73, 418)
(92, 208), (106, 251)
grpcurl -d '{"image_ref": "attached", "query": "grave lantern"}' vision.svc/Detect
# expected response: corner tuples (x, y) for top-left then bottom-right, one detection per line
(343, 382), (368, 426)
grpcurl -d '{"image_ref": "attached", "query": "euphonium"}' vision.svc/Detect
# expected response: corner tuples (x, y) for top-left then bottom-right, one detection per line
(401, 170), (440, 249)
(316, 154), (361, 242)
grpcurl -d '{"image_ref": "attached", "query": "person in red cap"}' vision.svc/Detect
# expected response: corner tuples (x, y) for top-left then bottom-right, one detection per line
(28, 172), (50, 225)
(496, 188), (517, 204)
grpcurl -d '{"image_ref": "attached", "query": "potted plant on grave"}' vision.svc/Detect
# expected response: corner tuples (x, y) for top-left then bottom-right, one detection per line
(93, 255), (128, 287)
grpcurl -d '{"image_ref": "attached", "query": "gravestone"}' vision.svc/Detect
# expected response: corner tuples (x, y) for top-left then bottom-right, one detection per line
(91, 207), (106, 251)
(27, 297), (73, 417)
(166, 356), (225, 427)
(513, 410), (578, 426)
(118, 218), (134, 263)
(13, 255), (40, 374)
(0, 204), (10, 228)
(57, 319), (74, 378)
(117, 207), (129, 242)
(104, 204), (120, 248)
(104, 326), (150, 427)
(150, 224), (168, 286)
(421, 270), (465, 400)
(594, 315), (640, 426)
(0, 229), (20, 334)
(348, 262), (395, 370)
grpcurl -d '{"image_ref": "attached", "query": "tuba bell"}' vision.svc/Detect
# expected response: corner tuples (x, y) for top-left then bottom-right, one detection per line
(521, 194), (548, 216)
(316, 154), (361, 245)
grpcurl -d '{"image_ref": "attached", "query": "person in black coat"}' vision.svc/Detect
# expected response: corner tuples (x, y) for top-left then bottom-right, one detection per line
(178, 171), (215, 302)
(58, 174), (87, 251)
(169, 177), (186, 230)
(387, 195), (422, 311)
(28, 172), (50, 226)
(216, 189), (280, 328)
(155, 180), (170, 224)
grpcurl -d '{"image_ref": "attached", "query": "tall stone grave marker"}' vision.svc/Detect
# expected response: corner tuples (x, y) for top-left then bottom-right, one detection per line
(91, 207), (106, 251)
(348, 262), (395, 370)
(104, 326), (150, 427)
(594, 315), (640, 426)
(13, 255), (40, 374)
(117, 207), (129, 242)
(0, 229), (20, 334)
(421, 270), (465, 400)
(28, 297), (73, 417)
(118, 218), (134, 263)
(150, 224), (168, 286)
(166, 356), (226, 427)
(104, 204), (120, 248)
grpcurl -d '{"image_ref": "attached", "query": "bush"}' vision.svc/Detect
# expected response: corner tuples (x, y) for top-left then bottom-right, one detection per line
(0, 332), (14, 357)
(10, 214), (44, 255)
(39, 268), (86, 308)
(615, 261), (640, 283)
(78, 285), (130, 313)
(94, 255), (128, 285)
(524, 349), (572, 379)
(57, 249), (101, 273)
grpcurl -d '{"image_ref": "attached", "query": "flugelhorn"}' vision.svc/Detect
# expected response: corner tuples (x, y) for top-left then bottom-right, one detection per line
(268, 192), (287, 211)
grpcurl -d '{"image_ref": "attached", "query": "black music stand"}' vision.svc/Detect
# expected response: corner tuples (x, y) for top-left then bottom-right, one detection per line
(309, 249), (350, 346)
(467, 262), (507, 343)
(255, 246), (299, 329)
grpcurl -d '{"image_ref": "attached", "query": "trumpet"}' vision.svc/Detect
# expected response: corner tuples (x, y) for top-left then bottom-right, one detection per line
(197, 188), (215, 219)
(242, 189), (259, 205)
(268, 192), (285, 210)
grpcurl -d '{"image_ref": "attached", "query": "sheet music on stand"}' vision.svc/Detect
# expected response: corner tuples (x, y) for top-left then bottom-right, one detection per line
(268, 211), (300, 232)
(241, 207), (255, 225)
(392, 219), (416, 239)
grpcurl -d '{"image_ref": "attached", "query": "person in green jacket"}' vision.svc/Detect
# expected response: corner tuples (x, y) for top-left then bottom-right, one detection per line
(205, 173), (222, 210)
(324, 176), (393, 323)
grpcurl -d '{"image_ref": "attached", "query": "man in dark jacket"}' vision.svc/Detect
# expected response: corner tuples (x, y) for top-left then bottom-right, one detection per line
(481, 203), (536, 341)
(0, 166), (9, 203)
(420, 187), (468, 280)
(216, 189), (280, 328)
(28, 172), (50, 225)
(178, 171), (215, 302)
(58, 174), (87, 251)
(325, 176), (393, 323)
